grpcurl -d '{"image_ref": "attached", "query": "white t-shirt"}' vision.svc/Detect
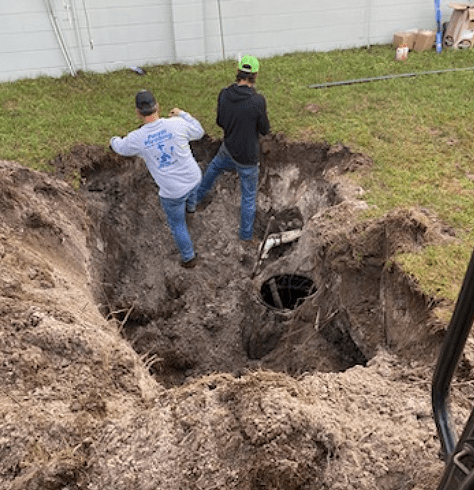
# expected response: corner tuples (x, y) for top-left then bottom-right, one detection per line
(110, 112), (204, 198)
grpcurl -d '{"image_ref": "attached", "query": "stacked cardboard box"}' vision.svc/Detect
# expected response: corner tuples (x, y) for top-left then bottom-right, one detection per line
(444, 2), (474, 48)
(413, 30), (437, 51)
(393, 30), (436, 51)
(393, 30), (418, 50)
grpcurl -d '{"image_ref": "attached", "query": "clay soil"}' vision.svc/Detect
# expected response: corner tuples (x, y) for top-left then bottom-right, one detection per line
(1, 134), (473, 490)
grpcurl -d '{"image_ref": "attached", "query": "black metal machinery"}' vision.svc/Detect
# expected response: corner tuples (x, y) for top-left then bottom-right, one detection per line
(433, 247), (474, 490)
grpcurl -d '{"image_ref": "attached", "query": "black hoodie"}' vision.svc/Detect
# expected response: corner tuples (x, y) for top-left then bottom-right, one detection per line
(216, 83), (270, 166)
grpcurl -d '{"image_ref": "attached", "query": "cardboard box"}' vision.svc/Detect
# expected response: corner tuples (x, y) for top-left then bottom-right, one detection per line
(393, 30), (418, 50)
(413, 30), (436, 51)
(444, 2), (474, 48)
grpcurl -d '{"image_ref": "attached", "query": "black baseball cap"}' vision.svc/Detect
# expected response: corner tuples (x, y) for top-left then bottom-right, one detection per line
(135, 90), (157, 115)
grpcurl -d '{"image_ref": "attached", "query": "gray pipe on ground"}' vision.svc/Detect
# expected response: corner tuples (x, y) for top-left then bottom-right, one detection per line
(309, 66), (474, 89)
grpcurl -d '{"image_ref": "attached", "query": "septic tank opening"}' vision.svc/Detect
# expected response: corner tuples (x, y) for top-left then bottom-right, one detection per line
(261, 274), (316, 310)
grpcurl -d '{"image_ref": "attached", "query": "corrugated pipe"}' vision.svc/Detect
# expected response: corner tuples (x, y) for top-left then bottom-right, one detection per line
(309, 66), (474, 89)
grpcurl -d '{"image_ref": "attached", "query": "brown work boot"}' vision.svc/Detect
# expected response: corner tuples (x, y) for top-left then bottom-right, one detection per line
(181, 254), (201, 269)
(241, 237), (261, 249)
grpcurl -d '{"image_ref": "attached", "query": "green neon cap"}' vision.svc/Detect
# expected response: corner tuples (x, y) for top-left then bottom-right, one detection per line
(238, 55), (259, 73)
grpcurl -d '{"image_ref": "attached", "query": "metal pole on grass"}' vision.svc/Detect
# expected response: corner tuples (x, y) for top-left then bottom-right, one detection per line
(308, 66), (474, 89)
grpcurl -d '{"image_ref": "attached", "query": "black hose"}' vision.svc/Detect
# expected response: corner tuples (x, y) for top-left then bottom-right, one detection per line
(460, 468), (474, 490)
(432, 247), (474, 459)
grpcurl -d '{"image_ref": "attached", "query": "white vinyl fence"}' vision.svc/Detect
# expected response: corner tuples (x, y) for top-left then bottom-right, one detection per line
(0, 0), (450, 82)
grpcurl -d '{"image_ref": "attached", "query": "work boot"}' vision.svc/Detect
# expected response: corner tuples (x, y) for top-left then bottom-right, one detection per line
(241, 237), (261, 249)
(181, 254), (200, 269)
(195, 202), (206, 212)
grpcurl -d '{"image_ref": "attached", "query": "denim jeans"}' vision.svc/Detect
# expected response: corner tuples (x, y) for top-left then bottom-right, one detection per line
(160, 184), (198, 263)
(196, 143), (259, 241)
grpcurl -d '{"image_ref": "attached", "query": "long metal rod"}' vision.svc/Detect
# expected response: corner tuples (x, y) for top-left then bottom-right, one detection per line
(309, 66), (474, 89)
(432, 247), (474, 459)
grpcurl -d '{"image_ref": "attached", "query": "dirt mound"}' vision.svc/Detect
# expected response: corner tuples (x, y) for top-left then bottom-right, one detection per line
(0, 135), (469, 489)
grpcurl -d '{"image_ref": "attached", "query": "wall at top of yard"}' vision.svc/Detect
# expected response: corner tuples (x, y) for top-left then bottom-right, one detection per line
(1, 0), (451, 83)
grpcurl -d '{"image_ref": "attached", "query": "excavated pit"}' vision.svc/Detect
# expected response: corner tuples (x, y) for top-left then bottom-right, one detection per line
(0, 134), (462, 490)
(57, 134), (450, 387)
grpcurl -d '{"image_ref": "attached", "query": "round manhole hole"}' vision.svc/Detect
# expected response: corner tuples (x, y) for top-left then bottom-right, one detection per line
(260, 274), (316, 310)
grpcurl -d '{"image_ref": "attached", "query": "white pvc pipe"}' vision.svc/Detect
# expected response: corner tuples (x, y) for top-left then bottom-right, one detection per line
(365, 0), (372, 48)
(82, 0), (94, 50)
(217, 0), (226, 61)
(71, 0), (86, 70)
(44, 0), (77, 76)
(260, 229), (303, 260)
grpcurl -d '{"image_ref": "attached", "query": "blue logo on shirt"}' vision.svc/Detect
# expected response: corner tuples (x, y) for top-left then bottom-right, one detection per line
(144, 130), (176, 169)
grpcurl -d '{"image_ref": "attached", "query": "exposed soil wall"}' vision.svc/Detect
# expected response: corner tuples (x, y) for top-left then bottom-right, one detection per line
(0, 135), (471, 490)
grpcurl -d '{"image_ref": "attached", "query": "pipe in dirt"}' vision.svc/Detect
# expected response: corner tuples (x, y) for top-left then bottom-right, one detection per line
(309, 66), (474, 89)
(260, 229), (303, 260)
(268, 277), (284, 309)
(251, 227), (303, 279)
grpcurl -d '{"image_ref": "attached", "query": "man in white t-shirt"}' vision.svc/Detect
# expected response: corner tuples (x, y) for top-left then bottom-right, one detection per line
(110, 90), (205, 268)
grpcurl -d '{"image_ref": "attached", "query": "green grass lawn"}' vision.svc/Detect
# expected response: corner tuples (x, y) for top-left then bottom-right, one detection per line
(1, 45), (474, 302)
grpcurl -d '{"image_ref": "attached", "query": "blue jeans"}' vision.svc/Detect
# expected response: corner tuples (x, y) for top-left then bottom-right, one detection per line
(196, 143), (259, 241)
(160, 184), (198, 263)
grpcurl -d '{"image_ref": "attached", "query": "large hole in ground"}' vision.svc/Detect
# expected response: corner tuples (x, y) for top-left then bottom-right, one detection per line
(256, 274), (368, 369)
(67, 134), (442, 387)
(260, 275), (316, 310)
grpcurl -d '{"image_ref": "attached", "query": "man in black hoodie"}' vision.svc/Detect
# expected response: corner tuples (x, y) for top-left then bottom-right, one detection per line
(196, 55), (270, 243)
